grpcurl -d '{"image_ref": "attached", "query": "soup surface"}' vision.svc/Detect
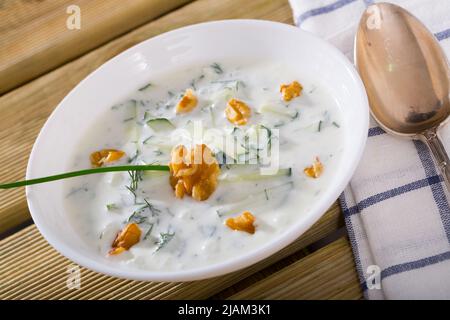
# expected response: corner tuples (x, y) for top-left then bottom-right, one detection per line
(65, 60), (345, 271)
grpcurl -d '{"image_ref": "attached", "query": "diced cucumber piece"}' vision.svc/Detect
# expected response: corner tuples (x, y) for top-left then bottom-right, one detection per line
(211, 87), (234, 103)
(125, 100), (140, 142)
(259, 104), (298, 119)
(143, 170), (169, 178)
(208, 132), (247, 161)
(143, 141), (173, 152)
(219, 167), (291, 182)
(244, 125), (272, 151)
(209, 106), (216, 127)
(147, 118), (175, 132)
(216, 181), (293, 217)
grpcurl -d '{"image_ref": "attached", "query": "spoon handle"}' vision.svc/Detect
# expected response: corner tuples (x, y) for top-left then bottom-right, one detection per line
(422, 129), (450, 190)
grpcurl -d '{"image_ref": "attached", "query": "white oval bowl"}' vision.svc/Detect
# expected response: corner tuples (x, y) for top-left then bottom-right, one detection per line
(26, 20), (369, 282)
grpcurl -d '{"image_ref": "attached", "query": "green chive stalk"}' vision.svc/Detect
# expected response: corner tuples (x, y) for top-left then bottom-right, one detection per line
(0, 165), (170, 189)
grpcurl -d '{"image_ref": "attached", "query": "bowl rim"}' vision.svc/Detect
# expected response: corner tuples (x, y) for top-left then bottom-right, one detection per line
(26, 19), (369, 282)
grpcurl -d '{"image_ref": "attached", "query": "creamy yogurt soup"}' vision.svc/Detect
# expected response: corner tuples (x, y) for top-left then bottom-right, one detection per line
(64, 60), (345, 271)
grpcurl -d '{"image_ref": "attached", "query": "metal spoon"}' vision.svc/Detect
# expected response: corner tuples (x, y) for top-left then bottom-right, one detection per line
(355, 2), (450, 188)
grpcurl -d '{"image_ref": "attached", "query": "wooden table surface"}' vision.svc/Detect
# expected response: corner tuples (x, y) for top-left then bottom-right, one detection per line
(0, 0), (363, 300)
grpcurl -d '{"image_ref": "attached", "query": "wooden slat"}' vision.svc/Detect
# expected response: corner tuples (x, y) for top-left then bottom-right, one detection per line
(0, 203), (342, 300)
(0, 0), (294, 234)
(0, 0), (192, 94)
(228, 237), (363, 300)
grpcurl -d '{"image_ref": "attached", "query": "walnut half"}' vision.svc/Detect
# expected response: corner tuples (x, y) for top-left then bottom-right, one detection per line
(225, 98), (251, 126)
(169, 144), (220, 201)
(226, 211), (256, 234)
(304, 157), (324, 178)
(280, 81), (303, 102)
(176, 89), (198, 114)
(90, 149), (125, 168)
(109, 223), (141, 255)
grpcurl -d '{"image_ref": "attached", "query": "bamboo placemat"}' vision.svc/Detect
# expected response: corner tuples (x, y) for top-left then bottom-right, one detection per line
(228, 237), (362, 300)
(0, 0), (192, 94)
(0, 0), (363, 300)
(0, 205), (353, 299)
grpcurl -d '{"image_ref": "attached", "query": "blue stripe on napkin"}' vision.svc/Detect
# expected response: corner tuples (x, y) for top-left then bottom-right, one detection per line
(296, 0), (359, 26)
(436, 28), (450, 41)
(413, 140), (450, 243)
(344, 175), (443, 218)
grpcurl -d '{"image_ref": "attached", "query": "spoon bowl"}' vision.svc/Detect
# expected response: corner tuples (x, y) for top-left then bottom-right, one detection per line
(356, 2), (450, 186)
(356, 2), (450, 136)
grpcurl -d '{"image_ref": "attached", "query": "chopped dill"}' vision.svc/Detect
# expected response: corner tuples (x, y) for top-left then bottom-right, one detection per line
(129, 170), (142, 190)
(168, 90), (175, 98)
(143, 224), (154, 240)
(236, 80), (246, 91)
(142, 136), (154, 144)
(212, 79), (245, 91)
(128, 150), (140, 163)
(209, 106), (216, 127)
(318, 120), (323, 132)
(155, 232), (175, 252)
(125, 185), (137, 201)
(153, 150), (164, 156)
(106, 203), (118, 211)
(200, 225), (217, 238)
(212, 79), (233, 83)
(274, 121), (285, 128)
(128, 212), (146, 224)
(264, 189), (269, 201)
(138, 83), (152, 91)
(215, 151), (227, 165)
(111, 99), (137, 110)
(127, 199), (160, 224)
(260, 125), (272, 138)
(66, 185), (89, 198)
(210, 62), (224, 74)
(232, 127), (242, 135)
(142, 198), (161, 216)
(332, 121), (340, 128)
(126, 170), (143, 203)
(190, 74), (205, 90)
(291, 111), (299, 120)
(123, 117), (134, 122)
(228, 80), (245, 91)
(127, 209), (147, 224)
(166, 208), (175, 217)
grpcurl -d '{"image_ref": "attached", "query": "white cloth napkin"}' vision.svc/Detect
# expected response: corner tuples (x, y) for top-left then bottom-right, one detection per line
(289, 0), (450, 299)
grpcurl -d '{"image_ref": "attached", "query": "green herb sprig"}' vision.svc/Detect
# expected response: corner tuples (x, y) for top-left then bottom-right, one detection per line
(0, 165), (170, 190)
(126, 170), (143, 202)
(210, 62), (224, 74)
(155, 232), (175, 252)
